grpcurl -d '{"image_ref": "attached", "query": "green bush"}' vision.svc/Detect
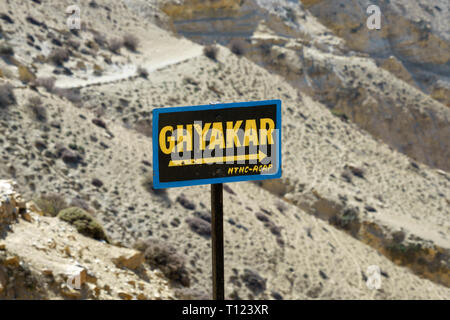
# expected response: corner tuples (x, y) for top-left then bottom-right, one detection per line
(58, 207), (109, 242)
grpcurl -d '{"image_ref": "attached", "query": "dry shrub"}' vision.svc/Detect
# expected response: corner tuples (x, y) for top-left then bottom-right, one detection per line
(134, 238), (190, 287)
(33, 77), (56, 92)
(27, 96), (47, 122)
(85, 40), (99, 51)
(93, 33), (107, 47)
(34, 193), (69, 217)
(241, 269), (266, 296)
(0, 84), (16, 108)
(136, 66), (148, 79)
(229, 39), (246, 56)
(123, 34), (139, 52)
(70, 197), (92, 213)
(203, 44), (219, 61)
(49, 48), (70, 65)
(0, 43), (14, 56)
(76, 61), (87, 70)
(93, 64), (103, 76)
(18, 65), (36, 83)
(89, 1), (99, 9)
(54, 87), (82, 105)
(185, 217), (211, 238)
(108, 38), (123, 54)
(67, 39), (81, 50)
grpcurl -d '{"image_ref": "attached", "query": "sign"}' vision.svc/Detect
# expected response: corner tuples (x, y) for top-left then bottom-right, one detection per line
(152, 100), (282, 188)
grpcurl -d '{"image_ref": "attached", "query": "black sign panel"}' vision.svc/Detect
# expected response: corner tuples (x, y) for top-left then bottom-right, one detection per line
(152, 100), (282, 188)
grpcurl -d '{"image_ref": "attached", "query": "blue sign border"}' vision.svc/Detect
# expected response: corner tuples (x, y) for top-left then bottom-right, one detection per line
(152, 99), (282, 189)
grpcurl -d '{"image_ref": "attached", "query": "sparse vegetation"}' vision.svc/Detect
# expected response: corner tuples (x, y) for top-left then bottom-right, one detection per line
(18, 65), (36, 83)
(123, 34), (139, 52)
(176, 194), (196, 210)
(134, 238), (190, 287)
(33, 77), (56, 92)
(331, 109), (348, 121)
(85, 40), (99, 51)
(34, 193), (68, 217)
(229, 39), (246, 56)
(259, 43), (271, 56)
(185, 217), (211, 238)
(203, 44), (219, 61)
(329, 208), (361, 235)
(70, 198), (92, 213)
(0, 43), (14, 56)
(108, 38), (123, 54)
(137, 66), (148, 79)
(0, 84), (16, 108)
(58, 207), (109, 242)
(93, 64), (103, 76)
(54, 87), (82, 105)
(89, 1), (99, 9)
(67, 39), (81, 50)
(49, 48), (70, 65)
(241, 269), (266, 296)
(27, 96), (47, 122)
(93, 33), (107, 48)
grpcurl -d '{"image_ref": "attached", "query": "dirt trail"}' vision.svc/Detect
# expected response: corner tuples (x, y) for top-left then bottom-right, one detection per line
(55, 48), (202, 89)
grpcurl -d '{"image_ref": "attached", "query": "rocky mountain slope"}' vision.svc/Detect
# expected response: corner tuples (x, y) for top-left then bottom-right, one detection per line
(0, 0), (449, 299)
(154, 0), (450, 172)
(0, 180), (174, 299)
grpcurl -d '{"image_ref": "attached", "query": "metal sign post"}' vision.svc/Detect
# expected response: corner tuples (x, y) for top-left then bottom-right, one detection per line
(211, 183), (224, 300)
(151, 99), (282, 301)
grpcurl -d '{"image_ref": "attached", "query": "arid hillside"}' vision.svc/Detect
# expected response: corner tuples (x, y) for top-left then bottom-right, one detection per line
(0, 0), (448, 299)
(154, 0), (450, 172)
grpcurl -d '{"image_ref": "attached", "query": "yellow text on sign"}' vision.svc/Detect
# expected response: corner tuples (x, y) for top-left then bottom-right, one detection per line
(159, 118), (275, 154)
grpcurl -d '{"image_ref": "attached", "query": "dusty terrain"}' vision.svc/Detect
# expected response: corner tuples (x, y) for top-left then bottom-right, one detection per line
(0, 0), (449, 299)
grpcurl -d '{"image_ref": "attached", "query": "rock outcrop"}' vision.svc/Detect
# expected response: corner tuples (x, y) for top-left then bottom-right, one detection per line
(0, 180), (174, 300)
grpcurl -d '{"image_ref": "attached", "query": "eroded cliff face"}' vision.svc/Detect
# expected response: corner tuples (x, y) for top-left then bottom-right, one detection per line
(157, 0), (450, 171)
(300, 0), (450, 106)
